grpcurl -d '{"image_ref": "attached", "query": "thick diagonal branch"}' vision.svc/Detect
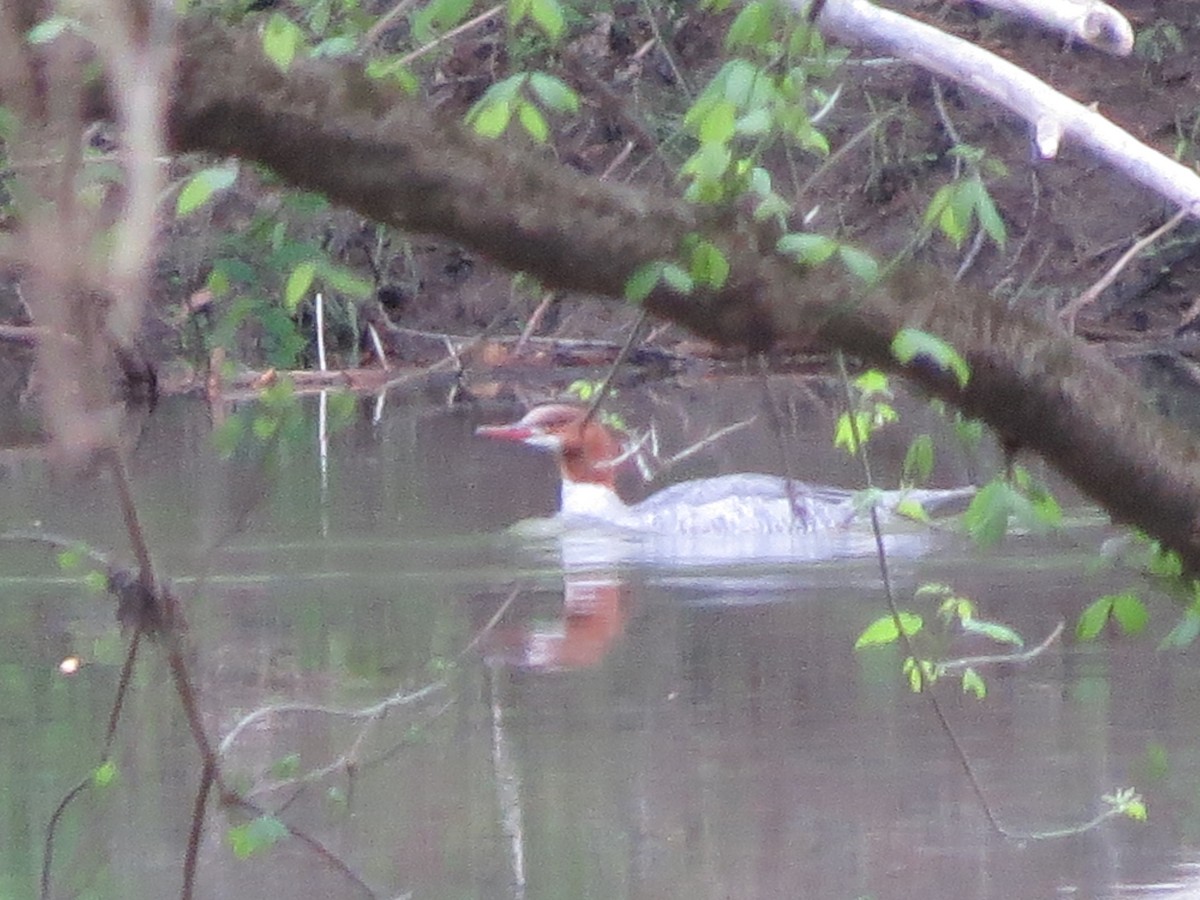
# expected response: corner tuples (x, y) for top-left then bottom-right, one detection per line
(79, 22), (1200, 574)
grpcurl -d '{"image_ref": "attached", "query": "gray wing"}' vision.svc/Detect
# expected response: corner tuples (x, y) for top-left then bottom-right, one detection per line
(631, 475), (855, 534)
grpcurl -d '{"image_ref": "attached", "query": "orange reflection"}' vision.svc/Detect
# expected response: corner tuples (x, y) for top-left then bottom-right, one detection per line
(485, 570), (628, 672)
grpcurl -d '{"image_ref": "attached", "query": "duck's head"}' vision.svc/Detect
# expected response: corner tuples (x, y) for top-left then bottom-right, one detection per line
(475, 404), (626, 489)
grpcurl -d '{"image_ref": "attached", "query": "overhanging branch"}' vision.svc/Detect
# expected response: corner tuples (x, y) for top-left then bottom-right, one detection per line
(59, 19), (1200, 577)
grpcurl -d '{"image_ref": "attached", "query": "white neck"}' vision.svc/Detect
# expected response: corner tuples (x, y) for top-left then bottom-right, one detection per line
(560, 480), (632, 525)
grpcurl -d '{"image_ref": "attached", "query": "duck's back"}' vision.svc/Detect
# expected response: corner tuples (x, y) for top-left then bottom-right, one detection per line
(629, 474), (857, 535)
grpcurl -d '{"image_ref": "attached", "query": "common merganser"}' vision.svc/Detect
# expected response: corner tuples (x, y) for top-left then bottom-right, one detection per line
(476, 404), (974, 535)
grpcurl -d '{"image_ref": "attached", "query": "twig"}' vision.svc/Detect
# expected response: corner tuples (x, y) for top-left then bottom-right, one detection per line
(366, 322), (390, 370)
(0, 324), (82, 347)
(955, 226), (987, 282)
(930, 79), (962, 177)
(363, 0), (420, 47)
(42, 628), (145, 900)
(107, 451), (156, 596)
(460, 585), (522, 658)
(643, 416), (758, 473)
(219, 680), (448, 759)
(514, 291), (558, 354)
(798, 108), (892, 200)
(598, 140), (635, 181)
(1059, 208), (1189, 333)
(583, 310), (648, 425)
(638, 0), (690, 98)
(182, 760), (216, 900)
(41, 780), (92, 900)
(397, 4), (502, 68)
(225, 585), (519, 803)
(834, 352), (1006, 838)
(935, 620), (1064, 675)
(228, 794), (377, 899)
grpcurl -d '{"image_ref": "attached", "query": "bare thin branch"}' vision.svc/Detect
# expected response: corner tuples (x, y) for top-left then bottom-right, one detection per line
(1060, 209), (1190, 333)
(810, 0), (1200, 214)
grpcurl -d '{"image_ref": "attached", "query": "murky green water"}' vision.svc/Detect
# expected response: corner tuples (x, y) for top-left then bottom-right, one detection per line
(1, 381), (1197, 899)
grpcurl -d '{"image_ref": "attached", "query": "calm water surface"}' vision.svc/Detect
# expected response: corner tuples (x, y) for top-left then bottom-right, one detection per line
(1, 381), (1198, 900)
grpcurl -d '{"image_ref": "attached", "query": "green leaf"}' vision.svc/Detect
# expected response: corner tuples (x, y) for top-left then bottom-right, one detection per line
(690, 241), (729, 289)
(528, 72), (579, 112)
(961, 618), (1024, 647)
(508, 0), (532, 25)
(1110, 591), (1148, 636)
(916, 582), (954, 598)
(736, 107), (773, 136)
(253, 415), (279, 441)
(413, 0), (474, 41)
(873, 403), (898, 428)
(311, 35), (356, 58)
(947, 180), (976, 245)
(776, 232), (837, 265)
(891, 328), (970, 388)
(309, 0), (331, 35)
(954, 415), (984, 451)
(936, 192), (967, 245)
(698, 100), (737, 144)
(529, 0), (565, 41)
(903, 656), (935, 692)
(624, 263), (662, 303)
(1104, 787), (1148, 822)
(748, 167), (772, 196)
(902, 433), (935, 485)
(854, 369), (891, 397)
(57, 544), (88, 572)
(1148, 544), (1183, 578)
(855, 612), (923, 648)
(796, 123), (830, 156)
(923, 183), (954, 229)
(262, 13), (305, 74)
(284, 261), (317, 311)
(271, 753), (301, 779)
(1122, 798), (1148, 822)
(838, 245), (879, 284)
(1161, 609), (1200, 648)
(661, 263), (695, 295)
(963, 480), (1011, 547)
(1077, 595), (1115, 641)
(365, 57), (419, 92)
(681, 142), (733, 184)
(477, 73), (527, 106)
(754, 193), (790, 222)
(833, 411), (866, 453)
(937, 595), (975, 622)
(471, 99), (512, 138)
(717, 59), (760, 107)
(961, 667), (986, 699)
(972, 177), (1007, 246)
(227, 815), (289, 860)
(894, 497), (930, 523)
(176, 164), (239, 218)
(517, 101), (549, 142)
(319, 263), (374, 298)
(726, 1), (773, 50)
(212, 415), (246, 458)
(92, 760), (119, 788)
(27, 15), (77, 44)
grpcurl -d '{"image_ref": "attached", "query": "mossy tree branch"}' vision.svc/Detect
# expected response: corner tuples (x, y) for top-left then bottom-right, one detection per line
(60, 20), (1200, 576)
